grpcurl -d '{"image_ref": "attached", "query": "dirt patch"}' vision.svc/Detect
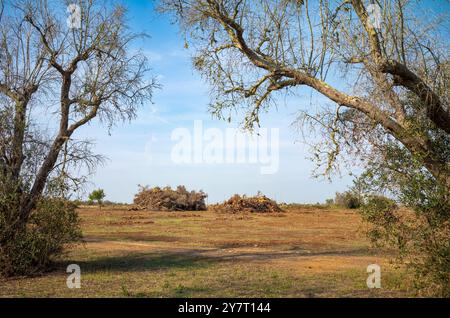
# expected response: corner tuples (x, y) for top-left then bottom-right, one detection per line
(0, 207), (412, 297)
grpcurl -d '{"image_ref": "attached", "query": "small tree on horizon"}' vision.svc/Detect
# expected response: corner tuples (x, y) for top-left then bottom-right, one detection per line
(88, 189), (106, 209)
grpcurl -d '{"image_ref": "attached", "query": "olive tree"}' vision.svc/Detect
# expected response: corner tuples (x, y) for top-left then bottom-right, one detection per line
(160, 0), (449, 294)
(0, 0), (156, 275)
(160, 0), (448, 185)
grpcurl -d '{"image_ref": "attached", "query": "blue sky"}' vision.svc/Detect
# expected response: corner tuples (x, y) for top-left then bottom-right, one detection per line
(76, 0), (359, 203)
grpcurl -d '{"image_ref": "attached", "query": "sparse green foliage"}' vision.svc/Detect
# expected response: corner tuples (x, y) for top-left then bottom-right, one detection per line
(161, 0), (449, 188)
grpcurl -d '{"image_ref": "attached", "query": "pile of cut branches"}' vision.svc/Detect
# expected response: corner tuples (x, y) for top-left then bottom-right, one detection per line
(210, 193), (283, 213)
(132, 185), (207, 211)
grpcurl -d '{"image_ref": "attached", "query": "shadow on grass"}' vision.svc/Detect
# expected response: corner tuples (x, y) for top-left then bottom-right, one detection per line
(83, 234), (183, 243)
(58, 246), (376, 275)
(61, 250), (214, 273)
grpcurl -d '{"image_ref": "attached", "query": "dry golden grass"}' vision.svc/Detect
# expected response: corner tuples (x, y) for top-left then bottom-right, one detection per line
(0, 206), (414, 297)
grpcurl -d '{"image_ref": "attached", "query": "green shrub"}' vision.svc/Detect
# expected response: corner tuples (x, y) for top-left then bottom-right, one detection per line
(360, 195), (398, 222)
(0, 198), (82, 277)
(334, 191), (361, 209)
(354, 153), (450, 297)
(359, 195), (399, 244)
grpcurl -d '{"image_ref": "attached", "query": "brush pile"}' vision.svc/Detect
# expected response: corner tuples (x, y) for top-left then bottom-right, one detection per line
(133, 185), (207, 211)
(210, 193), (283, 213)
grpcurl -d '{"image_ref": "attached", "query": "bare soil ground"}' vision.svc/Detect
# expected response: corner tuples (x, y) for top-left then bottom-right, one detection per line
(0, 206), (414, 297)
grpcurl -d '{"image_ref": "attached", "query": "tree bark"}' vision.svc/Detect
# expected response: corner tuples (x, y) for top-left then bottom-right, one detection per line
(10, 101), (26, 180)
(19, 133), (71, 223)
(18, 73), (73, 224)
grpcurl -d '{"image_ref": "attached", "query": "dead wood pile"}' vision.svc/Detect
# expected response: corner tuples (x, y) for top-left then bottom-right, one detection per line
(210, 193), (283, 213)
(133, 185), (207, 211)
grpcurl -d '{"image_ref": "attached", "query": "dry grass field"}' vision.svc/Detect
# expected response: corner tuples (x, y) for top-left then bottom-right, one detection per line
(0, 206), (415, 297)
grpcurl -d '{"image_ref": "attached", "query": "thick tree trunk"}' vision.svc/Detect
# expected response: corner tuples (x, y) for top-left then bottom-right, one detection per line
(17, 73), (74, 224)
(18, 133), (70, 225)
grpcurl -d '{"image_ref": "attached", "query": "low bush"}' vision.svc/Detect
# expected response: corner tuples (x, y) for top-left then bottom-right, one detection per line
(359, 195), (400, 244)
(334, 191), (361, 209)
(353, 156), (450, 297)
(210, 193), (283, 213)
(133, 185), (207, 211)
(0, 198), (82, 277)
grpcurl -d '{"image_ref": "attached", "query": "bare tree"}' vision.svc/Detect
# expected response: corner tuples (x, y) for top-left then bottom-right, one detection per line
(0, 0), (156, 231)
(161, 0), (449, 188)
